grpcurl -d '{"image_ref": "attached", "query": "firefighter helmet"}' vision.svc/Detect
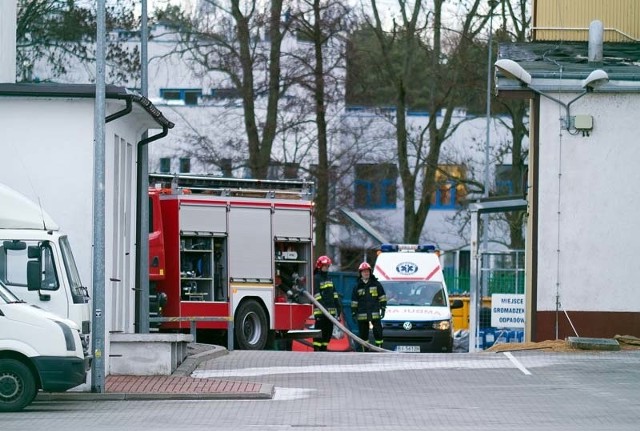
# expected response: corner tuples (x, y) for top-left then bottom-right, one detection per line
(358, 262), (372, 272)
(316, 255), (332, 269)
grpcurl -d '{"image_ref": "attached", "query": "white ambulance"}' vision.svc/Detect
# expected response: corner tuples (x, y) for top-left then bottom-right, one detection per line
(373, 244), (462, 353)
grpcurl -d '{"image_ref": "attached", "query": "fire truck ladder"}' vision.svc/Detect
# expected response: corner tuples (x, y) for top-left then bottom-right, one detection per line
(149, 173), (315, 200)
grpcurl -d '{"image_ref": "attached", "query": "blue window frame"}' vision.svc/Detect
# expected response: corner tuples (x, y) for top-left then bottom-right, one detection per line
(431, 165), (467, 210)
(431, 182), (458, 209)
(354, 164), (397, 209)
(160, 89), (202, 105)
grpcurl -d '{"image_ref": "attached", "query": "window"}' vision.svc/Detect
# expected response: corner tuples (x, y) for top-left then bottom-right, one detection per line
(179, 158), (191, 173)
(160, 90), (181, 100)
(59, 236), (86, 303)
(430, 165), (467, 210)
(283, 162), (299, 179)
(0, 240), (59, 291)
(159, 158), (171, 173)
(354, 163), (397, 209)
(159, 89), (202, 106)
(211, 88), (241, 99)
(184, 92), (199, 105)
(496, 164), (527, 196)
(266, 161), (299, 180)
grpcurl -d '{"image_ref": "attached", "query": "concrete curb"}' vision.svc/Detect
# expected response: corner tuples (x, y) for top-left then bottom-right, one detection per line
(36, 384), (274, 402)
(567, 336), (621, 351)
(172, 344), (229, 377)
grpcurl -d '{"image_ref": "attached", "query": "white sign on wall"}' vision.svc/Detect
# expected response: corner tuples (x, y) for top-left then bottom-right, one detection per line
(491, 294), (526, 328)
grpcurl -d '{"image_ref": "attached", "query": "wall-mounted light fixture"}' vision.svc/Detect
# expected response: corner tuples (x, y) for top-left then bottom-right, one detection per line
(495, 59), (608, 133)
(582, 69), (609, 90)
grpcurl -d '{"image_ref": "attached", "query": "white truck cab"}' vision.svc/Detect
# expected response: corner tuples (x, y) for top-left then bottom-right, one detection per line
(0, 183), (91, 350)
(0, 280), (88, 412)
(373, 244), (463, 353)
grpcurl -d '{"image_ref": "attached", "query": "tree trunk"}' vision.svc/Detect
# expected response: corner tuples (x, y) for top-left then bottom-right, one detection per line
(312, 0), (329, 256)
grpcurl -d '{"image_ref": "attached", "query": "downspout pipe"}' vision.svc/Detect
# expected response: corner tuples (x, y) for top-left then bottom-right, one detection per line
(105, 98), (132, 123)
(134, 125), (169, 334)
(138, 125), (169, 146)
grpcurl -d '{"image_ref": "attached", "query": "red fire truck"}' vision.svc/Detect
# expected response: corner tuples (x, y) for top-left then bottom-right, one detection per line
(148, 173), (315, 350)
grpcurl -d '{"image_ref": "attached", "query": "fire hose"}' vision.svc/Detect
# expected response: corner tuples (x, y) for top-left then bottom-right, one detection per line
(298, 288), (391, 353)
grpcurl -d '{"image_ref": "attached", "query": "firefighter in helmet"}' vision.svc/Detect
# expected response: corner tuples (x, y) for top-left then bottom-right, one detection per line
(312, 255), (341, 351)
(351, 261), (387, 351)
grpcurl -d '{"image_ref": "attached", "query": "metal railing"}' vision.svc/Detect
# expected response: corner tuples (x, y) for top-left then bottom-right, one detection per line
(445, 250), (526, 296)
(149, 316), (234, 350)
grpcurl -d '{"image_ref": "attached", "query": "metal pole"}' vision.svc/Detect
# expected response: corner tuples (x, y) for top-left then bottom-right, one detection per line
(481, 1), (497, 297)
(91, 0), (106, 393)
(469, 206), (480, 352)
(227, 317), (234, 351)
(136, 0), (150, 333)
(141, 0), (148, 99)
(484, 3), (496, 199)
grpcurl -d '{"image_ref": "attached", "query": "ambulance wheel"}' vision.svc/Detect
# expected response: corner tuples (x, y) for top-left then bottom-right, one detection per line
(0, 359), (37, 412)
(234, 300), (268, 350)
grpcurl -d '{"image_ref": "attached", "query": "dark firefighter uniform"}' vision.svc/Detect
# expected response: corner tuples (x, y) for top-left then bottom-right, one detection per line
(313, 267), (341, 351)
(351, 268), (387, 351)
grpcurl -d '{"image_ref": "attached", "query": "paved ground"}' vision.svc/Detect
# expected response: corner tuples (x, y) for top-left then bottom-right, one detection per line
(37, 343), (273, 401)
(15, 346), (640, 430)
(35, 336), (640, 403)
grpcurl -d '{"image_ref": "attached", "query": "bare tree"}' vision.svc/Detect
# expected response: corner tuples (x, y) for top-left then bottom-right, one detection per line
(155, 0), (296, 178)
(361, 0), (491, 243)
(441, 0), (530, 251)
(16, 0), (140, 84)
(287, 0), (353, 256)
(495, 0), (530, 250)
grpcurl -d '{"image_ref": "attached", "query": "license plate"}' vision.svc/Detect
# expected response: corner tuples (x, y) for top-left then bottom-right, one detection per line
(396, 345), (420, 353)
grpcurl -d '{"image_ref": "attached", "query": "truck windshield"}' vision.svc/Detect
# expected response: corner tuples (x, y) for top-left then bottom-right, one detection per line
(60, 236), (89, 303)
(0, 280), (22, 304)
(381, 281), (447, 307)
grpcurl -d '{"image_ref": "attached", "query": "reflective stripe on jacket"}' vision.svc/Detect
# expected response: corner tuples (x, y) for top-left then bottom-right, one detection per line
(313, 271), (341, 317)
(350, 275), (387, 321)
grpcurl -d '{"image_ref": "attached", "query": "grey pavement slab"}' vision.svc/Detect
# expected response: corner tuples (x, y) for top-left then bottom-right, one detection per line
(36, 343), (272, 401)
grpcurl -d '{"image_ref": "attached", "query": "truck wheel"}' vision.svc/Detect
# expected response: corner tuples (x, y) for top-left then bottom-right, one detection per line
(0, 359), (37, 412)
(234, 300), (268, 350)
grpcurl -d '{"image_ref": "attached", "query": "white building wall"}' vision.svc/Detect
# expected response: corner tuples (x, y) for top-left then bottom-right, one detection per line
(536, 92), (640, 312)
(0, 98), (95, 285)
(0, 97), (156, 337)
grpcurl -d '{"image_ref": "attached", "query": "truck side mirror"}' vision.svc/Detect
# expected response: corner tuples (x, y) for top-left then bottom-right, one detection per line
(28, 245), (42, 259)
(27, 260), (42, 291)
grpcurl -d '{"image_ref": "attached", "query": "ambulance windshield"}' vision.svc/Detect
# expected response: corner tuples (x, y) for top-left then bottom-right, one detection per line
(381, 281), (446, 307)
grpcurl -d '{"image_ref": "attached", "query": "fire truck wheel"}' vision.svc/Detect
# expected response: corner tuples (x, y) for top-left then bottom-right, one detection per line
(234, 300), (268, 350)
